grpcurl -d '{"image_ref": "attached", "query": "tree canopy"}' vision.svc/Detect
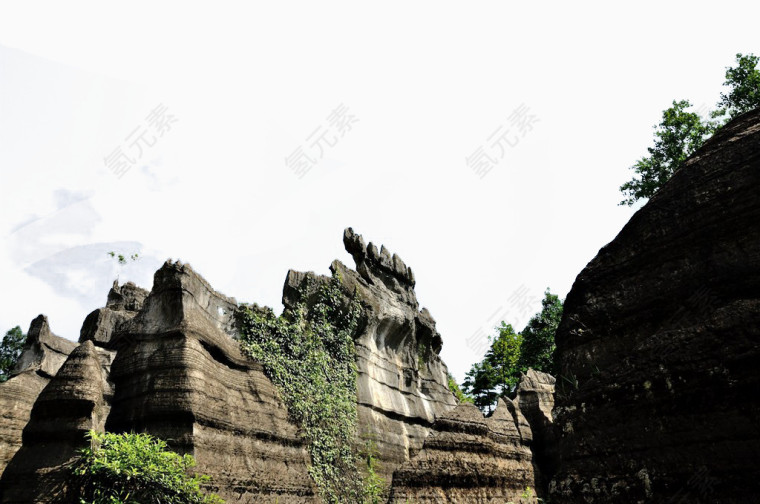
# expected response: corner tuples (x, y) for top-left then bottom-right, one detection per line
(461, 289), (563, 413)
(0, 326), (26, 382)
(620, 53), (760, 206)
(619, 100), (714, 206)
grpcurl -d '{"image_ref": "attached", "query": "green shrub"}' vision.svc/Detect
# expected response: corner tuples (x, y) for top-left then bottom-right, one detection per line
(66, 430), (223, 504)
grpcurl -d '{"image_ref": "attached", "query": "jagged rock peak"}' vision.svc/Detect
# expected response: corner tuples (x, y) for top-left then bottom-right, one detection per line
(153, 259), (236, 304)
(14, 315), (76, 377)
(106, 280), (149, 312)
(343, 227), (415, 290)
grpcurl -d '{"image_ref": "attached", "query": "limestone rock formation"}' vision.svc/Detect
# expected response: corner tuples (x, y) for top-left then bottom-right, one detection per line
(0, 340), (114, 503)
(516, 370), (556, 489)
(13, 315), (76, 379)
(388, 399), (539, 503)
(0, 262), (318, 504)
(283, 228), (458, 485)
(550, 108), (760, 502)
(0, 316), (76, 476)
(79, 281), (148, 347)
(105, 261), (318, 503)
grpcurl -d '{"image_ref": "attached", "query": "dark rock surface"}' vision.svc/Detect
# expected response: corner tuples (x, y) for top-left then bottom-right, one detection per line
(550, 109), (760, 503)
(79, 281), (148, 347)
(517, 370), (556, 490)
(283, 228), (457, 486)
(388, 399), (539, 503)
(0, 341), (114, 503)
(0, 316), (76, 477)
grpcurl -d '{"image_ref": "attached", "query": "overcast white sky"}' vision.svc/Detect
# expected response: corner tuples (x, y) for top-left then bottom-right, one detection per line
(0, 2), (757, 382)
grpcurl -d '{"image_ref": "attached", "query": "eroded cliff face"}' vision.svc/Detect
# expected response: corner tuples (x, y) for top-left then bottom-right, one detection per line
(0, 228), (560, 503)
(0, 340), (114, 503)
(0, 316), (76, 477)
(388, 399), (539, 503)
(282, 228), (458, 485)
(0, 263), (318, 504)
(104, 261), (318, 503)
(550, 109), (760, 503)
(0, 229), (462, 503)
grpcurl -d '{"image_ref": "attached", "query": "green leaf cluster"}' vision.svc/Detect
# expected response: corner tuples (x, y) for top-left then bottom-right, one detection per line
(447, 373), (473, 404)
(237, 272), (376, 503)
(461, 289), (563, 414)
(620, 53), (760, 206)
(619, 100), (714, 206)
(66, 430), (223, 504)
(0, 326), (26, 382)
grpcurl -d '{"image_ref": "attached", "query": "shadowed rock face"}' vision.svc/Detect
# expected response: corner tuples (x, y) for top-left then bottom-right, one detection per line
(388, 399), (539, 503)
(517, 370), (556, 489)
(550, 109), (760, 503)
(0, 340), (113, 504)
(0, 316), (76, 476)
(283, 228), (458, 485)
(79, 281), (148, 347)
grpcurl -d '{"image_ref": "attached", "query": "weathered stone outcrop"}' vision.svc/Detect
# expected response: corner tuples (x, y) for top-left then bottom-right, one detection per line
(0, 316), (76, 476)
(388, 399), (539, 503)
(283, 228), (458, 485)
(550, 108), (760, 502)
(105, 261), (318, 503)
(13, 315), (77, 379)
(516, 370), (556, 489)
(0, 341), (114, 503)
(0, 262), (318, 503)
(79, 281), (148, 347)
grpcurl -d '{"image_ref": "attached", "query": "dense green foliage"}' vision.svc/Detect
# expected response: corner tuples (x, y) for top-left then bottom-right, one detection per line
(619, 100), (714, 206)
(447, 373), (473, 404)
(65, 430), (222, 504)
(620, 53), (760, 206)
(461, 290), (563, 413)
(0, 326), (26, 382)
(359, 437), (384, 504)
(715, 53), (760, 121)
(518, 290), (563, 375)
(237, 272), (376, 503)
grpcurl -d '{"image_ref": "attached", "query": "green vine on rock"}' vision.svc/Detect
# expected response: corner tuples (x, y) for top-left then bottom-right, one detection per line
(237, 272), (370, 503)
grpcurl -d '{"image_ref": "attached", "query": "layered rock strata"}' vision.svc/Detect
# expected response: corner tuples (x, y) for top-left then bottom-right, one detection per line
(0, 341), (114, 503)
(104, 261), (318, 503)
(516, 370), (556, 488)
(388, 399), (539, 503)
(0, 263), (319, 504)
(0, 316), (76, 476)
(550, 108), (760, 503)
(282, 227), (458, 485)
(79, 281), (148, 347)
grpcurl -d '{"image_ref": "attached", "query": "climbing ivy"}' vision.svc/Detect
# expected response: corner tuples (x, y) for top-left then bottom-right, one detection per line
(237, 272), (372, 503)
